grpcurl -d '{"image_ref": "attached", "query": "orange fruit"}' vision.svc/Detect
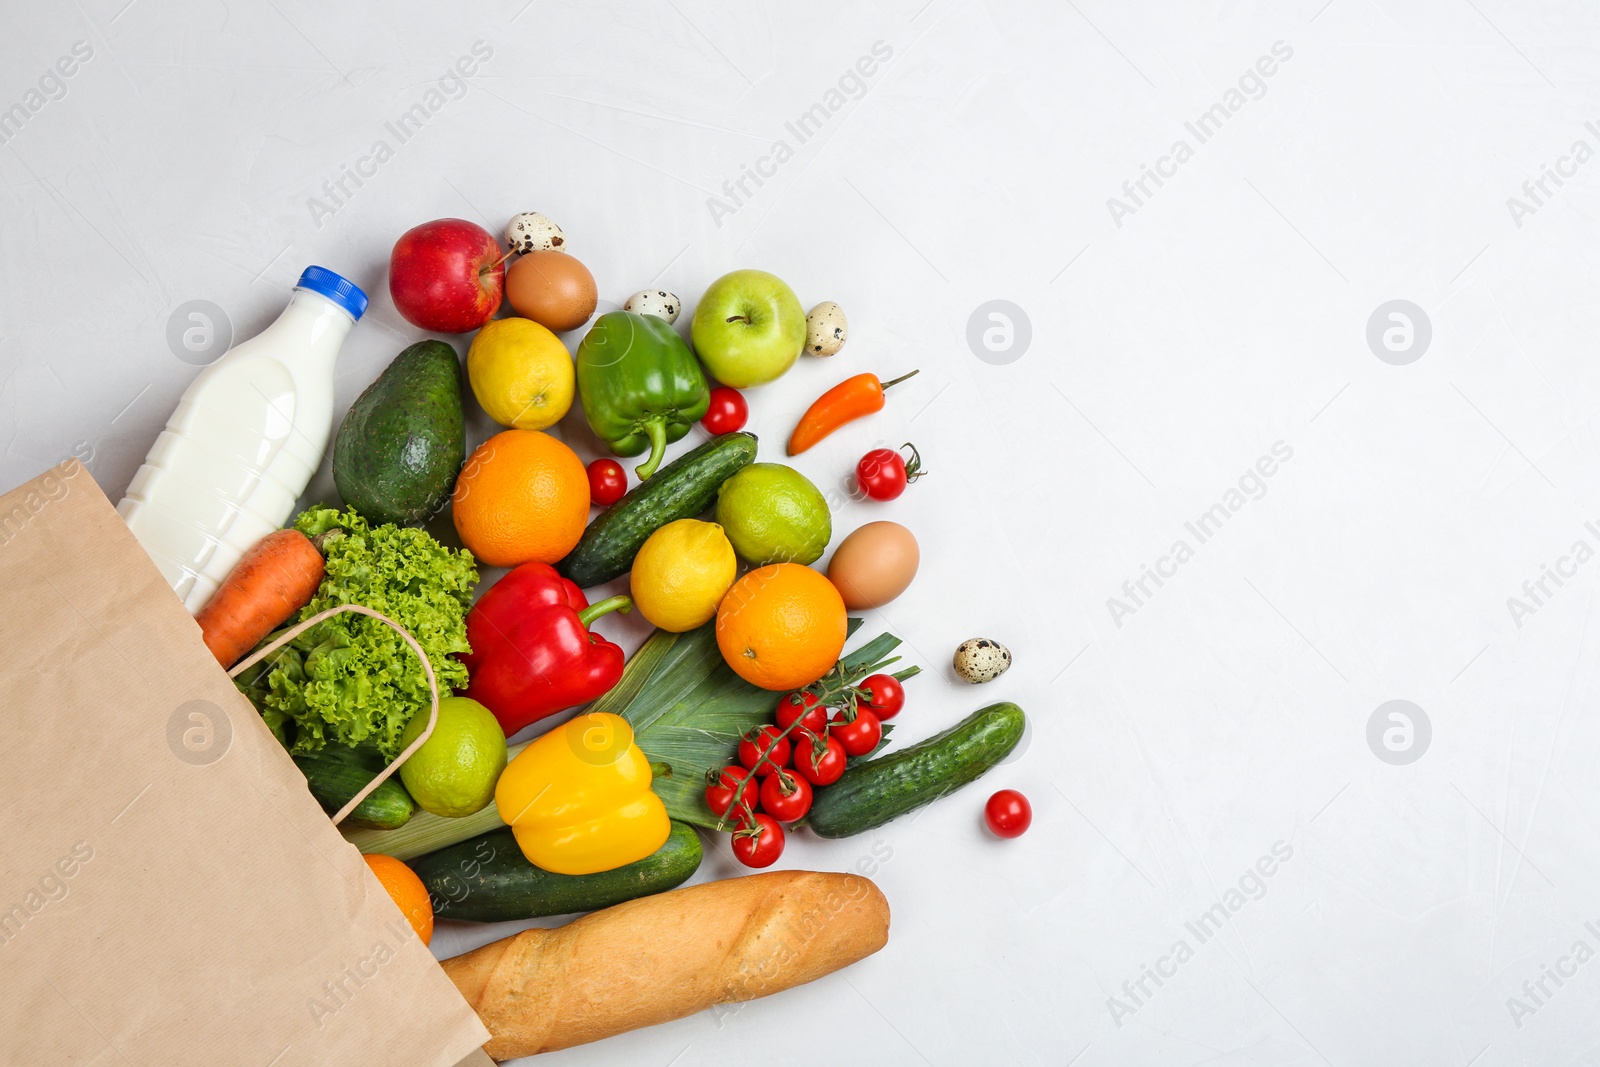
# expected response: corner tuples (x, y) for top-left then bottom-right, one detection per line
(715, 563), (847, 691)
(452, 429), (589, 567)
(363, 853), (433, 945)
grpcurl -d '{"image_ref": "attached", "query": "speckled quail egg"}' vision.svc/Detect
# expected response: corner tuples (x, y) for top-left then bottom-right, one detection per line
(623, 289), (682, 324)
(505, 211), (566, 254)
(953, 638), (1011, 684)
(805, 301), (848, 356)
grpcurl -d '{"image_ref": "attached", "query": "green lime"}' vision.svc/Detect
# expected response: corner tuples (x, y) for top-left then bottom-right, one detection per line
(715, 463), (831, 566)
(396, 696), (507, 818)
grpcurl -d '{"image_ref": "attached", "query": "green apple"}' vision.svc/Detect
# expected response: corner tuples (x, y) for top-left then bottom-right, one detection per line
(690, 270), (806, 387)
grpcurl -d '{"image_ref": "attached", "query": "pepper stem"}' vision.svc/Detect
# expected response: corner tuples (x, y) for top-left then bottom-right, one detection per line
(880, 369), (920, 390)
(634, 417), (670, 479)
(577, 595), (632, 628)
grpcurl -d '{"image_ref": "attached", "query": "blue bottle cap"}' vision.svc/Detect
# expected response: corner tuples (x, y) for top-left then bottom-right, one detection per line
(295, 265), (368, 321)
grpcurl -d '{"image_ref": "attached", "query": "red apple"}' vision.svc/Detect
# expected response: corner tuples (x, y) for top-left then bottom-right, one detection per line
(389, 218), (505, 332)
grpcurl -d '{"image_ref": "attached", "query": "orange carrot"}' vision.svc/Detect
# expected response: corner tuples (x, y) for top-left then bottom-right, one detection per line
(195, 529), (326, 668)
(787, 370), (918, 456)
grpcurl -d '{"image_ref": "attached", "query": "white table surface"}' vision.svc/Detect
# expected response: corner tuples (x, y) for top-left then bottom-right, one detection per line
(6, 1), (1600, 1064)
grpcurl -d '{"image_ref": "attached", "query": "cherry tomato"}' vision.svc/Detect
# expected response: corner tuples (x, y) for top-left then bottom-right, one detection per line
(984, 789), (1032, 838)
(738, 725), (791, 776)
(792, 730), (847, 787)
(830, 708), (882, 757)
(775, 691), (828, 735)
(859, 674), (905, 720)
(731, 812), (785, 868)
(586, 458), (627, 506)
(702, 386), (748, 435)
(705, 766), (758, 819)
(759, 769), (813, 822)
(855, 443), (925, 502)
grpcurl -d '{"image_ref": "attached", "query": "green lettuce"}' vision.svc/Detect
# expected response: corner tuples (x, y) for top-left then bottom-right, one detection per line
(237, 506), (477, 759)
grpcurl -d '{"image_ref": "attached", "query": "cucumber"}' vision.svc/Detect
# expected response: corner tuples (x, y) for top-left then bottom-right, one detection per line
(414, 822), (703, 922)
(558, 432), (757, 587)
(294, 753), (415, 831)
(807, 702), (1025, 839)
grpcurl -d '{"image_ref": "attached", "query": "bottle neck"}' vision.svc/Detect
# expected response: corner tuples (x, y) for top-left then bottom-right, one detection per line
(258, 289), (357, 373)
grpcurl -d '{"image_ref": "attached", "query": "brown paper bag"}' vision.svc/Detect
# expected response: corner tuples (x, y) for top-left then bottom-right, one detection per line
(0, 460), (492, 1066)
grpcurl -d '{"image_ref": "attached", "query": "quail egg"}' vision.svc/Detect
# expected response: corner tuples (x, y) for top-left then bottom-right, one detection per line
(624, 289), (682, 324)
(805, 301), (847, 356)
(953, 638), (1011, 684)
(505, 211), (566, 255)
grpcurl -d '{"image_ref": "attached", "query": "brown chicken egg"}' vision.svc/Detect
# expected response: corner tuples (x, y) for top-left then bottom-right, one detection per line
(826, 520), (919, 610)
(505, 250), (598, 332)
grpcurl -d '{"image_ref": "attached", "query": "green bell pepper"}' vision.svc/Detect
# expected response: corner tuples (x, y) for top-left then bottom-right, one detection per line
(576, 311), (711, 478)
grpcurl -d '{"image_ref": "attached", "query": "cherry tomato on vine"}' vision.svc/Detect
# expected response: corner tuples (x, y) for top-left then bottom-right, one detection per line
(984, 789), (1032, 838)
(759, 769), (813, 822)
(705, 766), (758, 819)
(738, 725), (791, 776)
(775, 691), (828, 735)
(855, 443), (925, 502)
(702, 386), (748, 435)
(792, 731), (848, 786)
(732, 812), (785, 868)
(586, 458), (627, 506)
(830, 707), (882, 757)
(858, 674), (905, 720)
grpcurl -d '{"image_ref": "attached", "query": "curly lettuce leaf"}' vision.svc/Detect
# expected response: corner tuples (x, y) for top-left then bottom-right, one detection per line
(238, 506), (476, 759)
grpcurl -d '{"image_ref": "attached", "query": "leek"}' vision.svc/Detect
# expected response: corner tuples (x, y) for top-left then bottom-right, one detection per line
(343, 619), (916, 858)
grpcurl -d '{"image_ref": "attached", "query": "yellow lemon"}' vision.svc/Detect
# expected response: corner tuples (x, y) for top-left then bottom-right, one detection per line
(630, 519), (737, 632)
(467, 317), (574, 430)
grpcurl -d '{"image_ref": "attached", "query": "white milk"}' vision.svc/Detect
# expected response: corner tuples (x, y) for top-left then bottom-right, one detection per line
(119, 267), (368, 612)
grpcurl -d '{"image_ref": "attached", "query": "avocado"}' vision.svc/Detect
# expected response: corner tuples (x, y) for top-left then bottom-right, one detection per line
(333, 340), (465, 526)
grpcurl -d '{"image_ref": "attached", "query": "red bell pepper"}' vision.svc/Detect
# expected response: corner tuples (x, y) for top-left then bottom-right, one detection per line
(460, 562), (632, 738)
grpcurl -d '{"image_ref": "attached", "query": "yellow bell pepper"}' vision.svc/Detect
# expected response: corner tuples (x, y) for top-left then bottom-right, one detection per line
(494, 711), (670, 875)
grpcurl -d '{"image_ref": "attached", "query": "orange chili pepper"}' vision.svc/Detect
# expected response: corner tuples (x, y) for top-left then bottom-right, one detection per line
(787, 370), (919, 456)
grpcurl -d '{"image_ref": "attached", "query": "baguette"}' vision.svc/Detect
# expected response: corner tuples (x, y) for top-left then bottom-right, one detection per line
(441, 870), (890, 1058)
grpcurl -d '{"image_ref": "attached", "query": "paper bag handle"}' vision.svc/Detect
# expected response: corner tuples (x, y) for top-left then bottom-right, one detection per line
(227, 604), (440, 826)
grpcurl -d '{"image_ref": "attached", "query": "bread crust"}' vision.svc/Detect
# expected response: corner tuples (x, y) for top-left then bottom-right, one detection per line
(441, 870), (890, 1058)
